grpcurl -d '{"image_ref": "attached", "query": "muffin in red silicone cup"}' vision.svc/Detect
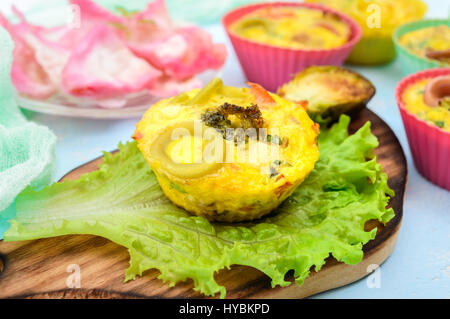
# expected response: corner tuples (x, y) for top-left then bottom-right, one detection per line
(395, 68), (450, 190)
(222, 2), (362, 92)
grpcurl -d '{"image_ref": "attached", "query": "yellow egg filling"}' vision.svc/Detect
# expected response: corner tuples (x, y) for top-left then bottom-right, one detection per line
(166, 136), (204, 164)
(230, 6), (350, 49)
(399, 25), (450, 65)
(402, 78), (450, 131)
(306, 0), (427, 36)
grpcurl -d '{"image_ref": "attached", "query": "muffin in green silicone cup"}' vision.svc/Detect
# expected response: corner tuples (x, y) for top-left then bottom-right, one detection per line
(306, 0), (427, 65)
(394, 19), (450, 76)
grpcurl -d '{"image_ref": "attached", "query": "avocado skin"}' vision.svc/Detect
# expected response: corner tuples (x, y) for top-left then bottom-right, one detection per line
(278, 66), (376, 123)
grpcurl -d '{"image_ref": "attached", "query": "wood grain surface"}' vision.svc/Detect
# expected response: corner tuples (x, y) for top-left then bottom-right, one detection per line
(0, 109), (407, 299)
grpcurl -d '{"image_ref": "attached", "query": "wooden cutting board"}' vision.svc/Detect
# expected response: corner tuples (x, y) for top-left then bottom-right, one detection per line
(0, 109), (407, 299)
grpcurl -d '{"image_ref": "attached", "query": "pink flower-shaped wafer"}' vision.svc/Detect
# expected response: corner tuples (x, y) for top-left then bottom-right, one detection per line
(0, 0), (227, 103)
(62, 25), (162, 100)
(135, 27), (226, 80)
(0, 12), (56, 99)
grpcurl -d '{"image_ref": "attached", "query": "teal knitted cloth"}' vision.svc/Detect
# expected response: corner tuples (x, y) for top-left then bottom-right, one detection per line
(0, 27), (57, 239)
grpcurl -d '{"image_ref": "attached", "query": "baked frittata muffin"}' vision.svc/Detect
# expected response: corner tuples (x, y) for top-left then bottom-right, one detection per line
(401, 75), (450, 131)
(134, 79), (319, 222)
(307, 0), (427, 65)
(396, 68), (450, 190)
(222, 2), (361, 92)
(399, 24), (450, 66)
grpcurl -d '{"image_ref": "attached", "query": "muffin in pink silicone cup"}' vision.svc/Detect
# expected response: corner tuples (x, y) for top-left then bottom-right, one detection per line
(222, 2), (362, 92)
(395, 68), (450, 190)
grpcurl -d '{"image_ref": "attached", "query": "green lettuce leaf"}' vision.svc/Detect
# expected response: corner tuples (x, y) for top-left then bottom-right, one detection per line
(4, 116), (394, 298)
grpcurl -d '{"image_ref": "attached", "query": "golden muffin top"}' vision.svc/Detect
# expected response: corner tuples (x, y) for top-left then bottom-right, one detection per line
(306, 0), (427, 36)
(402, 76), (450, 132)
(399, 25), (450, 65)
(229, 6), (351, 49)
(135, 79), (319, 186)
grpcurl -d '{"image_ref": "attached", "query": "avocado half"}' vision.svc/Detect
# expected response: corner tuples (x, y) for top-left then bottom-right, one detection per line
(277, 66), (376, 122)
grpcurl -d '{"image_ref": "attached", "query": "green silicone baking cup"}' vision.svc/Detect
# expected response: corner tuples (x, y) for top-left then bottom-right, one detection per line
(393, 19), (450, 76)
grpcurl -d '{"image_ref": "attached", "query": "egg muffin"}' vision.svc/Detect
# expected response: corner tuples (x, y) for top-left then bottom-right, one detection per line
(399, 25), (450, 66)
(307, 0), (427, 64)
(401, 75), (450, 131)
(396, 69), (450, 190)
(134, 79), (319, 222)
(229, 6), (351, 50)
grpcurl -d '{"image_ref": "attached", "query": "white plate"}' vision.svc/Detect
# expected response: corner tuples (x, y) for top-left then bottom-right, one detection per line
(16, 69), (222, 119)
(11, 3), (223, 119)
(17, 67), (222, 119)
(17, 97), (150, 120)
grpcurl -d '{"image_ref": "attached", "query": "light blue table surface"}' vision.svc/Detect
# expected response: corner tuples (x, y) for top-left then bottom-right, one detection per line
(7, 0), (450, 298)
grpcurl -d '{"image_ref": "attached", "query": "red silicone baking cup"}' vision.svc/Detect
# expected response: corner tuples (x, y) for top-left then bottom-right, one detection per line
(395, 68), (450, 190)
(222, 2), (362, 92)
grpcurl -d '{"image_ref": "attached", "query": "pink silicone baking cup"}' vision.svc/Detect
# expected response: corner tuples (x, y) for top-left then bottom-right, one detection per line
(222, 2), (362, 92)
(395, 68), (450, 190)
